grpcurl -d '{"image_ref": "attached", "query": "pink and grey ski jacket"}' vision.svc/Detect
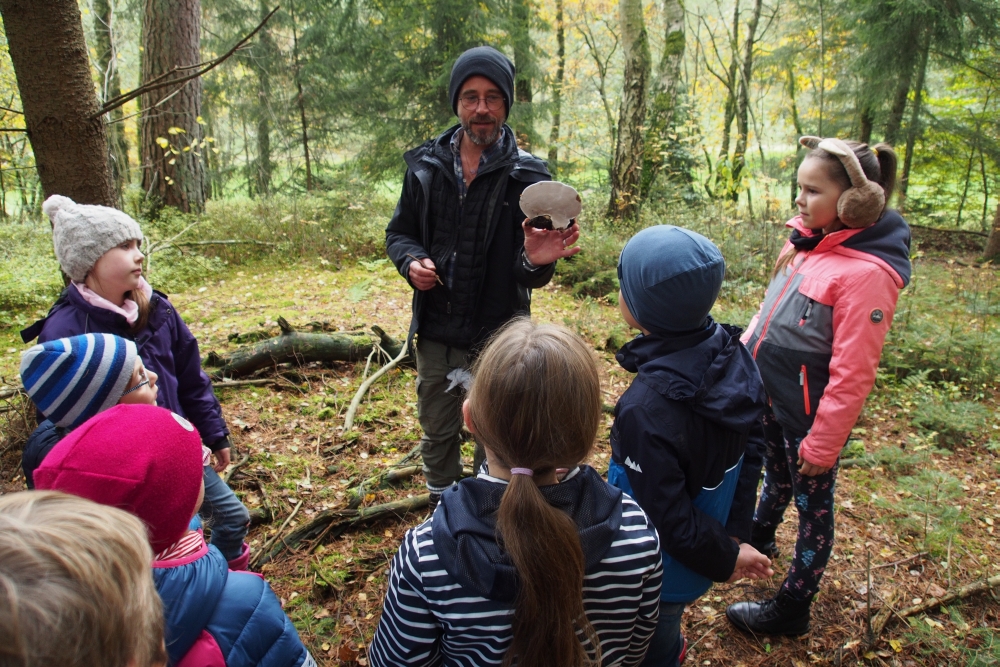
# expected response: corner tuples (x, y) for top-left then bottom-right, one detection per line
(742, 212), (911, 468)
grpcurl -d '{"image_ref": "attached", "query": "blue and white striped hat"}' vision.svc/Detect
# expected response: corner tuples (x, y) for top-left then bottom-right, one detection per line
(20, 334), (138, 428)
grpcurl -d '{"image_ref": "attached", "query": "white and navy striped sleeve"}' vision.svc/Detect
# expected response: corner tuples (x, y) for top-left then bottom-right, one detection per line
(368, 522), (442, 667)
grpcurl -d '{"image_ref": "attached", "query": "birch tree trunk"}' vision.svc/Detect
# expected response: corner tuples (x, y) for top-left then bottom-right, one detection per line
(608, 0), (650, 222)
(0, 0), (115, 206)
(140, 0), (207, 212)
(639, 0), (684, 198)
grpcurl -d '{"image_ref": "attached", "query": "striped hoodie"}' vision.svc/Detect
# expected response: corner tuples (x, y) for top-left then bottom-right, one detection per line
(368, 466), (663, 667)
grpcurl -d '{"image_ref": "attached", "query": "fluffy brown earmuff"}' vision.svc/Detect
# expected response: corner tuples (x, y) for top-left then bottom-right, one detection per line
(799, 136), (885, 229)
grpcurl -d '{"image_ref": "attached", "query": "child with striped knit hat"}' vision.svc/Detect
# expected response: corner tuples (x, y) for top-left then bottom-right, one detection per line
(20, 332), (159, 488)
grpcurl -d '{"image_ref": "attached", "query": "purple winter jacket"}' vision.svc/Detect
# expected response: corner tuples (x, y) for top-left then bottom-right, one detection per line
(23, 287), (230, 448)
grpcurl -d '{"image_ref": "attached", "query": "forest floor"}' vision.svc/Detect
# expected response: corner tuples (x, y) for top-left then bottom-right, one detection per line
(1, 253), (999, 667)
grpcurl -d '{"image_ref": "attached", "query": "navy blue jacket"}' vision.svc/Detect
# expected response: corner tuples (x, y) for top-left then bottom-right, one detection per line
(385, 124), (554, 349)
(21, 420), (64, 489)
(22, 287), (229, 448)
(154, 523), (313, 667)
(608, 321), (767, 602)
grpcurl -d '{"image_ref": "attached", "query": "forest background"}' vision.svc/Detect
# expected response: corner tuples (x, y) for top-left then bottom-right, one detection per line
(0, 0), (1000, 665)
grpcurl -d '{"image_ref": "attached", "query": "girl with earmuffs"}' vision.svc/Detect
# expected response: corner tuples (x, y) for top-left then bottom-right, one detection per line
(725, 137), (912, 636)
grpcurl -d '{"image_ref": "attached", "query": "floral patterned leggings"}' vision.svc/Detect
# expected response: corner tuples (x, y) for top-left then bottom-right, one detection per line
(754, 408), (840, 601)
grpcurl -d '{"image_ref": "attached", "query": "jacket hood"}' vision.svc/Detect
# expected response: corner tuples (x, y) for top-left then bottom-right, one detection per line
(432, 465), (623, 603)
(616, 321), (767, 434)
(403, 124), (549, 182)
(788, 209), (912, 287)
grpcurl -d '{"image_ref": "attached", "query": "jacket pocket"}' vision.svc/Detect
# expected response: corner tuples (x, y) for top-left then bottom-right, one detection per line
(799, 365), (811, 416)
(798, 299), (814, 327)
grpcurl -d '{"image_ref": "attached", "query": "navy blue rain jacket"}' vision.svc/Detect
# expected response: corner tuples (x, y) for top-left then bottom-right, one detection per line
(608, 320), (767, 601)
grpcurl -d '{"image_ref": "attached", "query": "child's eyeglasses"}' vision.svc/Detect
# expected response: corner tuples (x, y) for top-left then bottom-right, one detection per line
(121, 368), (150, 398)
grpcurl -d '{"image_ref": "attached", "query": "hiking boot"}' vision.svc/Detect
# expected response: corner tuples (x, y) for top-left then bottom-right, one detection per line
(750, 521), (780, 559)
(726, 588), (813, 636)
(427, 491), (442, 514)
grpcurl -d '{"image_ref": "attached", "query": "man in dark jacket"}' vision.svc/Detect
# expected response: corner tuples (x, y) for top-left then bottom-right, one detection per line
(386, 46), (580, 508)
(608, 226), (773, 667)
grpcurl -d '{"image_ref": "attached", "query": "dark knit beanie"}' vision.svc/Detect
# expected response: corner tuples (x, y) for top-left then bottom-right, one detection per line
(448, 46), (515, 115)
(21, 333), (137, 428)
(34, 404), (204, 554)
(618, 226), (725, 335)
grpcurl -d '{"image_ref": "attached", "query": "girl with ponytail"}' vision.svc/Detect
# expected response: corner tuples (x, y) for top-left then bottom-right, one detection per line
(369, 318), (663, 667)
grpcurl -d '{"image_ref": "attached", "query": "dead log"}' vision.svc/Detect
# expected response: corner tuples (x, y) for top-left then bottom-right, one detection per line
(255, 494), (429, 567)
(892, 573), (1000, 620)
(205, 319), (410, 377)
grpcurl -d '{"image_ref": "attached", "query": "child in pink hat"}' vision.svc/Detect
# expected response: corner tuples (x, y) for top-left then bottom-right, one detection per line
(35, 404), (316, 667)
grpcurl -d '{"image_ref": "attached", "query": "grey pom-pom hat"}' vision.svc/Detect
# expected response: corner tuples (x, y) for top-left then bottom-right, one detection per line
(43, 195), (144, 282)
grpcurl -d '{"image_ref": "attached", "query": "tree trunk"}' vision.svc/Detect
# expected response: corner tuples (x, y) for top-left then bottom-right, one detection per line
(984, 200), (1000, 261)
(140, 0), (206, 212)
(93, 0), (131, 198)
(511, 0), (536, 150)
(858, 104), (874, 145)
(730, 0), (762, 200)
(884, 68), (914, 145)
(0, 0), (115, 206)
(607, 0), (650, 222)
(252, 0), (273, 196)
(639, 0), (684, 198)
(290, 0), (313, 191)
(547, 0), (565, 175)
(714, 0), (739, 199)
(787, 64), (804, 208)
(898, 27), (931, 205)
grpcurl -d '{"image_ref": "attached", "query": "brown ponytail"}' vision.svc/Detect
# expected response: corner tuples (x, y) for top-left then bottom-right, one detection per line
(467, 318), (603, 667)
(128, 287), (151, 335)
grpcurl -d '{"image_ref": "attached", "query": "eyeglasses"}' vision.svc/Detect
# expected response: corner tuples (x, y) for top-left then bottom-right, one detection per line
(121, 367), (150, 398)
(459, 93), (505, 111)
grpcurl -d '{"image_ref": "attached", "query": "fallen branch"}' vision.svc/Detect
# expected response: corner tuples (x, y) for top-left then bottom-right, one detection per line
(213, 378), (279, 388)
(869, 589), (903, 645)
(165, 239), (278, 248)
(205, 321), (409, 378)
(256, 495), (428, 567)
(893, 574), (1000, 620)
(250, 498), (303, 570)
(343, 339), (409, 432)
(222, 454), (251, 485)
(0, 387), (25, 400)
(345, 465), (422, 509)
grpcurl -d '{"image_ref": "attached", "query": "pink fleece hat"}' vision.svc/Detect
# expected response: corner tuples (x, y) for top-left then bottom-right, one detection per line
(34, 404), (204, 553)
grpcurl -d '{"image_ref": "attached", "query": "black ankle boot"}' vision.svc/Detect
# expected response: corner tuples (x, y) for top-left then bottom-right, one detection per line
(726, 588), (813, 636)
(750, 521), (779, 559)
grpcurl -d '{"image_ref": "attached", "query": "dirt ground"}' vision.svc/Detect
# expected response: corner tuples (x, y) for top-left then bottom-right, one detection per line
(1, 256), (998, 667)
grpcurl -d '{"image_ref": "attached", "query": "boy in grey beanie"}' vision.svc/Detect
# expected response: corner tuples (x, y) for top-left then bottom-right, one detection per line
(608, 225), (772, 667)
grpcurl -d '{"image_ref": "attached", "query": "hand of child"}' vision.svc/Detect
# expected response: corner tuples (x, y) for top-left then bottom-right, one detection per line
(727, 542), (774, 583)
(213, 447), (231, 473)
(797, 453), (832, 477)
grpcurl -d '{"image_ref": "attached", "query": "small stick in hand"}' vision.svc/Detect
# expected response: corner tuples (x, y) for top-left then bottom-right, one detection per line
(406, 253), (444, 285)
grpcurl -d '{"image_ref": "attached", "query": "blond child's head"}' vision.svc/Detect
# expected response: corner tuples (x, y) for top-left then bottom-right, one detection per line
(0, 490), (166, 667)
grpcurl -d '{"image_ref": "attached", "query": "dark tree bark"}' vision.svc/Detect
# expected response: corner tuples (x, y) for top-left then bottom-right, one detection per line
(730, 0), (763, 199)
(984, 200), (1000, 261)
(289, 0), (313, 191)
(0, 0), (115, 206)
(252, 0), (273, 196)
(858, 104), (874, 145)
(639, 0), (685, 198)
(714, 0), (739, 198)
(140, 0), (206, 212)
(93, 0), (131, 197)
(898, 27), (931, 204)
(511, 0), (537, 150)
(608, 0), (650, 222)
(787, 64), (805, 208)
(547, 0), (566, 175)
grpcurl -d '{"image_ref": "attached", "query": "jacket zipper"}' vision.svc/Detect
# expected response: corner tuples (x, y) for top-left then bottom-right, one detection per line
(800, 365), (811, 416)
(751, 258), (805, 358)
(798, 299), (814, 326)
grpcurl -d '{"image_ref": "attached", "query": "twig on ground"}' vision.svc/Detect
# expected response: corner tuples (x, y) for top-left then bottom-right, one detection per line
(222, 454), (251, 484)
(343, 341), (409, 432)
(213, 378), (279, 388)
(845, 552), (928, 574)
(251, 499), (303, 570)
(892, 574), (1000, 620)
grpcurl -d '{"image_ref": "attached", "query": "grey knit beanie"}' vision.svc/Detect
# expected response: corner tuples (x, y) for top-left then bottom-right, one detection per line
(618, 225), (725, 335)
(448, 46), (515, 115)
(43, 195), (144, 282)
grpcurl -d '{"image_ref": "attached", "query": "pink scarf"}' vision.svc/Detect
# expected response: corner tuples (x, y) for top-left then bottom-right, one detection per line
(72, 277), (153, 325)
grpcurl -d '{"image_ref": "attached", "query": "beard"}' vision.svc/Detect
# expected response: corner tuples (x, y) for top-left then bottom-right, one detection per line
(462, 114), (502, 147)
